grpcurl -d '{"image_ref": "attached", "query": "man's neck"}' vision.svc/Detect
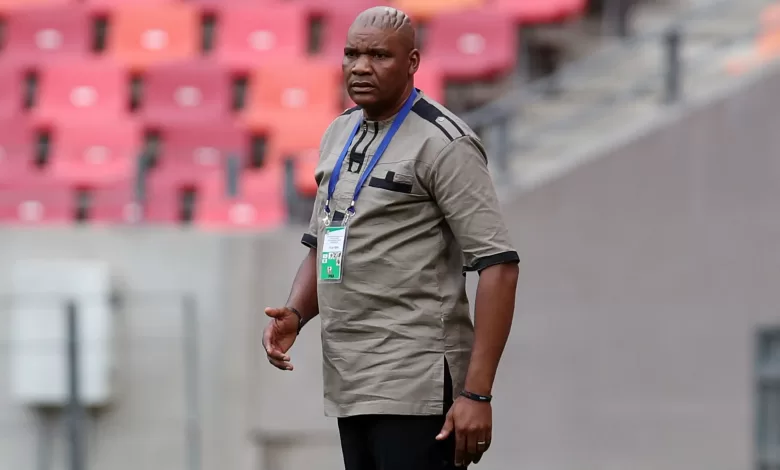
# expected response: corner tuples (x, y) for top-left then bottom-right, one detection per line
(362, 85), (414, 122)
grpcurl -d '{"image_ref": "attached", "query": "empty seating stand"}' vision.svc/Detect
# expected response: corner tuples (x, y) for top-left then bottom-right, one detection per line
(0, 0), (541, 232)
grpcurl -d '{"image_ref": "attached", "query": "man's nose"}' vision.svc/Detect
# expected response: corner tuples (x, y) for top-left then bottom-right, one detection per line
(351, 54), (371, 75)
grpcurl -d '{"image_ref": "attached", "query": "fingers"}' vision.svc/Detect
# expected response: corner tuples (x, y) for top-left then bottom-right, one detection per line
(473, 431), (491, 464)
(454, 428), (466, 467)
(263, 323), (293, 371)
(436, 411), (454, 441)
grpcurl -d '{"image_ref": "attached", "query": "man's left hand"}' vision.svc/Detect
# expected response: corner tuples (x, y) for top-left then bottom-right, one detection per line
(436, 397), (493, 467)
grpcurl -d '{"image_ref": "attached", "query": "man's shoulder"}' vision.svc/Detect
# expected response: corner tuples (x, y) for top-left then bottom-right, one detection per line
(410, 95), (477, 146)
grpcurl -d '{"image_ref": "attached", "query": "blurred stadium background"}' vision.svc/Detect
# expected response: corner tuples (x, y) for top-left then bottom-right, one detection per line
(0, 0), (778, 469)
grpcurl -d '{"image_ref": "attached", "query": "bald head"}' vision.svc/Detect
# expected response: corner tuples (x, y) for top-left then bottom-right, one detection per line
(350, 6), (416, 51)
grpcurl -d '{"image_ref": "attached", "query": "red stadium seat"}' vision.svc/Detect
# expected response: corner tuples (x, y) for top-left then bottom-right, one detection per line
(106, 4), (199, 71)
(424, 10), (516, 81)
(0, 177), (74, 225)
(0, 119), (39, 184)
(0, 65), (26, 119)
(196, 166), (286, 231)
(48, 121), (142, 185)
(243, 60), (341, 129)
(414, 65), (445, 103)
(317, 7), (352, 61)
(140, 60), (233, 126)
(1, 5), (92, 67)
(33, 59), (129, 125)
(86, 178), (143, 225)
(292, 148), (318, 197)
(152, 122), (248, 185)
(212, 3), (309, 70)
(493, 0), (586, 24)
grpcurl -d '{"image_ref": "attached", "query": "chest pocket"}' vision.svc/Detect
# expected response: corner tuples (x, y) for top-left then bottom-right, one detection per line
(368, 170), (413, 194)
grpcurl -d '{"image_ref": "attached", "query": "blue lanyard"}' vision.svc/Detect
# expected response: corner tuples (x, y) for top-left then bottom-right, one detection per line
(325, 89), (418, 217)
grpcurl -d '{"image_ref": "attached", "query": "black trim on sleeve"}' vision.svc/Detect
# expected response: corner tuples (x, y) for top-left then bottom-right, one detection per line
(412, 99), (465, 142)
(301, 233), (317, 249)
(463, 251), (520, 274)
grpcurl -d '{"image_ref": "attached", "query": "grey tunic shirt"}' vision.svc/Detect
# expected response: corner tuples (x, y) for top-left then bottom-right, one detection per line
(301, 91), (519, 418)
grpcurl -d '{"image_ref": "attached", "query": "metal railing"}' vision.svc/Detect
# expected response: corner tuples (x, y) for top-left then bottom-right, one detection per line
(462, 0), (773, 177)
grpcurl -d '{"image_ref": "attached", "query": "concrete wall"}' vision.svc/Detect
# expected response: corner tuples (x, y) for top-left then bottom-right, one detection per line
(1, 62), (780, 470)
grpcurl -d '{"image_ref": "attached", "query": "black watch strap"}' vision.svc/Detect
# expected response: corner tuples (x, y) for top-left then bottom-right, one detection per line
(287, 306), (303, 334)
(460, 390), (492, 403)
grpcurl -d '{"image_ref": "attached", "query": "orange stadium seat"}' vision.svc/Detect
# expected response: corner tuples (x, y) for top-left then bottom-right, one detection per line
(493, 0), (586, 24)
(140, 60), (233, 126)
(196, 166), (286, 231)
(424, 10), (516, 81)
(295, 0), (381, 17)
(212, 3), (309, 71)
(0, 0), (69, 13)
(0, 177), (73, 225)
(1, 5), (92, 67)
(33, 59), (129, 125)
(394, 0), (484, 20)
(152, 122), (248, 186)
(243, 60), (341, 129)
(264, 109), (333, 165)
(0, 119), (38, 184)
(48, 120), (142, 185)
(106, 4), (199, 71)
(0, 65), (26, 119)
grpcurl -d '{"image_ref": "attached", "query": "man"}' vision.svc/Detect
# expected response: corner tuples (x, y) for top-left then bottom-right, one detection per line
(263, 6), (519, 469)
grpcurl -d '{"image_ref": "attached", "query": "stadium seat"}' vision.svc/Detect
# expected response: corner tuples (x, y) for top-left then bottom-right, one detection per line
(196, 166), (286, 231)
(0, 65), (26, 120)
(292, 148), (318, 197)
(0, 0), (69, 14)
(424, 10), (516, 81)
(0, 177), (74, 225)
(263, 110), (333, 165)
(140, 60), (233, 126)
(47, 121), (142, 185)
(211, 3), (309, 71)
(152, 122), (249, 186)
(32, 59), (129, 125)
(0, 5), (92, 67)
(87, 179), (152, 225)
(106, 4), (199, 71)
(493, 0), (586, 24)
(317, 7), (358, 61)
(394, 0), (484, 20)
(0, 119), (39, 184)
(295, 0), (381, 17)
(243, 60), (341, 129)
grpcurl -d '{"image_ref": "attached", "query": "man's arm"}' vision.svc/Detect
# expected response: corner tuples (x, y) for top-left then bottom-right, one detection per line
(463, 262), (519, 397)
(286, 248), (320, 329)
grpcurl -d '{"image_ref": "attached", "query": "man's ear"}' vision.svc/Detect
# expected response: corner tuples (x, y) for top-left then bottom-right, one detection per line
(409, 49), (421, 75)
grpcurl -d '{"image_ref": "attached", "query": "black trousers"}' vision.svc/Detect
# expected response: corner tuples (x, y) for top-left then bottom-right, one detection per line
(337, 363), (462, 470)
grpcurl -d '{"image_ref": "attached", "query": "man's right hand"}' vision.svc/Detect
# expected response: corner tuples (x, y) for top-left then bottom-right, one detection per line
(262, 307), (300, 371)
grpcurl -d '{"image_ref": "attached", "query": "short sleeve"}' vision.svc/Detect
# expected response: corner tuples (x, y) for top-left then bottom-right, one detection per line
(301, 189), (322, 249)
(429, 136), (519, 272)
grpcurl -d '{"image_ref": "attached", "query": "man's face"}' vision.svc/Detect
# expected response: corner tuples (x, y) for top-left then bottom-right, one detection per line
(343, 26), (418, 112)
